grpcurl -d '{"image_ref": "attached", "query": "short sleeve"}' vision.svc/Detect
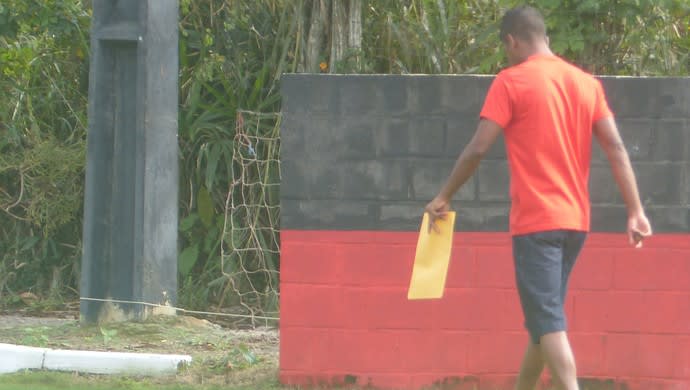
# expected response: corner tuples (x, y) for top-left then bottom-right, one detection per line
(479, 74), (512, 129)
(592, 79), (614, 124)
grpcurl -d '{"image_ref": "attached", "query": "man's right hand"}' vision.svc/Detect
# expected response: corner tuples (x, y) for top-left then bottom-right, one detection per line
(424, 196), (451, 234)
(627, 211), (652, 248)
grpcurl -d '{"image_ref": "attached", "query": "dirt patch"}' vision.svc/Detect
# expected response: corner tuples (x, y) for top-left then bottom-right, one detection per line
(0, 315), (75, 329)
(0, 314), (280, 387)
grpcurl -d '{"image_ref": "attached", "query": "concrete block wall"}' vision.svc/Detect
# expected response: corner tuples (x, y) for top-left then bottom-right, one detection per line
(280, 74), (690, 389)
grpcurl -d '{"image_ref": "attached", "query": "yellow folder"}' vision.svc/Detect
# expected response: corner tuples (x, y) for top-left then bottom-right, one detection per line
(407, 212), (456, 300)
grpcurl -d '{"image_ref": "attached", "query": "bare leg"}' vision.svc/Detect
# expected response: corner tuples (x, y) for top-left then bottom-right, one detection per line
(540, 331), (578, 390)
(516, 341), (545, 390)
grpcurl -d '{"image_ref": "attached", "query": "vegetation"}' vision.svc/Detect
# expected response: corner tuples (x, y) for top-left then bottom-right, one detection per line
(0, 371), (282, 390)
(0, 315), (278, 388)
(0, 0), (688, 314)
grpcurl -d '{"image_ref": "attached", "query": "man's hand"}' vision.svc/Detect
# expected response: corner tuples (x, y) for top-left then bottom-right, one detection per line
(628, 211), (652, 248)
(424, 196), (451, 233)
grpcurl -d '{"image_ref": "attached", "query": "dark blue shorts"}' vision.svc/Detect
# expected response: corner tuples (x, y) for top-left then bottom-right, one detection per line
(512, 230), (587, 344)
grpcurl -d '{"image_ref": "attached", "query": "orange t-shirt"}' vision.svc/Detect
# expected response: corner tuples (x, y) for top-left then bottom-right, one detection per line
(479, 54), (613, 235)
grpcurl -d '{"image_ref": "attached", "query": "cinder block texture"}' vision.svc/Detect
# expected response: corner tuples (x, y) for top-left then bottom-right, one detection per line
(279, 232), (690, 389)
(281, 75), (690, 232)
(280, 75), (690, 389)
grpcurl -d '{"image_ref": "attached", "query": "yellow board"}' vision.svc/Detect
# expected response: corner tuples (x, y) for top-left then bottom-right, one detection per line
(407, 212), (456, 300)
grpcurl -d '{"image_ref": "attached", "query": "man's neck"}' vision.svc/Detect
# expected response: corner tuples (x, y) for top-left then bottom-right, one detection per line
(525, 42), (553, 58)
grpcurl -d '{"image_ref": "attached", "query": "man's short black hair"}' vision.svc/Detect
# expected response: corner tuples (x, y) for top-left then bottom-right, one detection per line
(499, 6), (547, 43)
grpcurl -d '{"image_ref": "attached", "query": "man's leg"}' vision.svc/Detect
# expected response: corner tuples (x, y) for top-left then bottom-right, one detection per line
(515, 333), (578, 390)
(513, 231), (582, 390)
(540, 331), (578, 390)
(541, 232), (585, 389)
(515, 341), (544, 390)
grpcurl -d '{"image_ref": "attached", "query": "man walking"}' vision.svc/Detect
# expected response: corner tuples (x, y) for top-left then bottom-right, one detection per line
(424, 6), (652, 390)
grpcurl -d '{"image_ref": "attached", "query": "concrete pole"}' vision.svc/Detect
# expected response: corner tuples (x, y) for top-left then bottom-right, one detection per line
(81, 0), (179, 323)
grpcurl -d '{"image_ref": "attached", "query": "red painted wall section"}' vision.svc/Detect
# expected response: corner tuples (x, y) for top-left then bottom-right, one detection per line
(279, 231), (690, 389)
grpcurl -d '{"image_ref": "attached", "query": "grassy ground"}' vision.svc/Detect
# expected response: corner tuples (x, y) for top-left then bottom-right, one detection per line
(0, 371), (283, 390)
(0, 314), (281, 389)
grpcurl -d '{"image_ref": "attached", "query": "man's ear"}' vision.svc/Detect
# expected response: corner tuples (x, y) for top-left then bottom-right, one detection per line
(505, 34), (517, 49)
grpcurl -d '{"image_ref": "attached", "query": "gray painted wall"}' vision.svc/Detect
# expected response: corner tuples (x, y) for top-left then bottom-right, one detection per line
(280, 74), (690, 232)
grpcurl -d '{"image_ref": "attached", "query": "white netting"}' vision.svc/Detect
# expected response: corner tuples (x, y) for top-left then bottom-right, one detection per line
(220, 110), (281, 328)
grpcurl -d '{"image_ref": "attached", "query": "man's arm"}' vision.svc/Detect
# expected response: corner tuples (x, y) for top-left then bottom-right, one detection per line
(425, 119), (502, 231)
(593, 117), (652, 246)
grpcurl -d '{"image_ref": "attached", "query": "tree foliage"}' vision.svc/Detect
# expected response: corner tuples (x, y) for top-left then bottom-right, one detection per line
(0, 0), (89, 303)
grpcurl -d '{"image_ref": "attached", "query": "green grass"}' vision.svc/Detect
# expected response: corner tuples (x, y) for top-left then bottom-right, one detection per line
(0, 371), (283, 390)
(0, 315), (280, 389)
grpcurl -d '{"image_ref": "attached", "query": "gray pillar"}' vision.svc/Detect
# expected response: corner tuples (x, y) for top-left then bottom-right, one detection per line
(81, 0), (179, 323)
